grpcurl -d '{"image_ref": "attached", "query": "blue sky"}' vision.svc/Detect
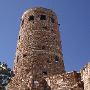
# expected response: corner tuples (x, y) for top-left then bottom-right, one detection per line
(0, 0), (90, 73)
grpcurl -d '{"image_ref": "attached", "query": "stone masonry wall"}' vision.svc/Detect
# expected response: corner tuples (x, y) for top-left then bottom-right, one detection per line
(46, 71), (84, 90)
(80, 62), (90, 90)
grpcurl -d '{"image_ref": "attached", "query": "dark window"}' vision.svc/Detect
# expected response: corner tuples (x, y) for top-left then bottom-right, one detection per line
(40, 15), (46, 20)
(22, 20), (24, 25)
(42, 26), (47, 29)
(78, 83), (81, 87)
(51, 18), (55, 23)
(43, 72), (47, 75)
(42, 46), (45, 49)
(23, 54), (27, 57)
(47, 60), (49, 62)
(29, 15), (34, 21)
(55, 56), (58, 62)
(18, 36), (20, 39)
(47, 60), (51, 63)
(58, 24), (60, 26)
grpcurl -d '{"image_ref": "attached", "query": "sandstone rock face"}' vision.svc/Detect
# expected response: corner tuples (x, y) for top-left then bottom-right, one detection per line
(7, 7), (65, 90)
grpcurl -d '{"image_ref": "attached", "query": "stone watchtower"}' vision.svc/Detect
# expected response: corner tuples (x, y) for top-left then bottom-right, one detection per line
(7, 7), (65, 90)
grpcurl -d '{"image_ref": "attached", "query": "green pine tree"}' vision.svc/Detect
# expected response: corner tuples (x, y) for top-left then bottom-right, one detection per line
(0, 62), (14, 90)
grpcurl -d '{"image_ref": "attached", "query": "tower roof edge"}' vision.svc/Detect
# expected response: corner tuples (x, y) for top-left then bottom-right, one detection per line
(22, 7), (54, 19)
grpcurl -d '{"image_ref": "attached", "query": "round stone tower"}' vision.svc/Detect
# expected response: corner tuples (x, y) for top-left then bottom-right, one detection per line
(7, 7), (65, 90)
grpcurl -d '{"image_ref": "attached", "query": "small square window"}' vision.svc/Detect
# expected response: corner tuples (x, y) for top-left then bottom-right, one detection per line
(43, 72), (47, 75)
(55, 56), (58, 62)
(51, 18), (55, 23)
(42, 26), (47, 29)
(40, 15), (46, 20)
(47, 60), (51, 63)
(42, 46), (45, 49)
(29, 15), (34, 21)
(18, 36), (20, 39)
(23, 54), (27, 57)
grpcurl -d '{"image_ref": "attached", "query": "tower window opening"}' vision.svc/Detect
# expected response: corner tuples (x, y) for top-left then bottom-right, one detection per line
(22, 20), (24, 25)
(42, 26), (47, 29)
(47, 60), (49, 62)
(18, 36), (20, 39)
(47, 60), (51, 63)
(55, 56), (59, 62)
(51, 18), (55, 23)
(43, 72), (47, 75)
(42, 46), (45, 49)
(29, 15), (34, 21)
(23, 54), (27, 57)
(40, 15), (46, 20)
